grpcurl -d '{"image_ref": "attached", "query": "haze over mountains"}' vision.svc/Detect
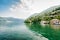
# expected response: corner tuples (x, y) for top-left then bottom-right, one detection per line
(0, 17), (24, 26)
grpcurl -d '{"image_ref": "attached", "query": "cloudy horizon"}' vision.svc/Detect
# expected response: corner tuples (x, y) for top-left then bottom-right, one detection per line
(0, 0), (60, 19)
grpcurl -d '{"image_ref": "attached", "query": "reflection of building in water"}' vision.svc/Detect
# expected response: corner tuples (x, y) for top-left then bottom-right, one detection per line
(50, 24), (60, 30)
(50, 19), (60, 25)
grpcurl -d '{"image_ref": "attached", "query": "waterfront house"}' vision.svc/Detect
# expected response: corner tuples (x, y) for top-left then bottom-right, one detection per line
(40, 21), (49, 24)
(50, 19), (60, 25)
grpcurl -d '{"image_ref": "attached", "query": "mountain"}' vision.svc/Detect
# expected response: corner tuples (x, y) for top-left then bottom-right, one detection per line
(25, 5), (60, 23)
(0, 17), (24, 26)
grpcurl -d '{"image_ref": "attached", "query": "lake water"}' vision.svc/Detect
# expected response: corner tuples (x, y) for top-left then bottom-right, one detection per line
(0, 21), (48, 40)
(1, 20), (60, 40)
(25, 23), (60, 40)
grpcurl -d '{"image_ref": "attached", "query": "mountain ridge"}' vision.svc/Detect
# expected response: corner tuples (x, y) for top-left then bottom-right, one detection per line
(25, 5), (60, 23)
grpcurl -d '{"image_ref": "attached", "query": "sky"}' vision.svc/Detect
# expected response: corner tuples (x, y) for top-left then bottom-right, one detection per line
(0, 0), (60, 19)
(0, 0), (20, 12)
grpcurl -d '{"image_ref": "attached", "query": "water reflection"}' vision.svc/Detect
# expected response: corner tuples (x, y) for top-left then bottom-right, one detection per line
(50, 24), (60, 30)
(25, 23), (60, 40)
(0, 22), (48, 40)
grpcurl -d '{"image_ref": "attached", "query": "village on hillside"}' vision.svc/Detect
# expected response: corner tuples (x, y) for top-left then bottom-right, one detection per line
(41, 10), (60, 25)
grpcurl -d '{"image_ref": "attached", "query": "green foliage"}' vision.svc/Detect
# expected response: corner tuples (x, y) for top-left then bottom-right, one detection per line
(25, 7), (60, 23)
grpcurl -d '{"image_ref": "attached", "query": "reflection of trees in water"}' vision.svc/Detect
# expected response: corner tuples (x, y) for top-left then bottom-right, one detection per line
(25, 23), (60, 40)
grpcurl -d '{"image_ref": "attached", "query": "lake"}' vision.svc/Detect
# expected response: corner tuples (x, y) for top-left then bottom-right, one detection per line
(25, 23), (60, 40)
(0, 20), (60, 40)
(0, 21), (48, 40)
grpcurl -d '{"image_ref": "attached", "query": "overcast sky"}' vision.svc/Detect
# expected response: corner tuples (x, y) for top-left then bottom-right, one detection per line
(0, 0), (60, 19)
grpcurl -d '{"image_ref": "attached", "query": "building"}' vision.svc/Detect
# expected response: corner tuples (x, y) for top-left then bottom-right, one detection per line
(50, 19), (60, 25)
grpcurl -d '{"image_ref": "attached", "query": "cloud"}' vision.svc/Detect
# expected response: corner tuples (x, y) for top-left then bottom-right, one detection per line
(8, 0), (33, 19)
(0, 0), (20, 12)
(1, 0), (60, 19)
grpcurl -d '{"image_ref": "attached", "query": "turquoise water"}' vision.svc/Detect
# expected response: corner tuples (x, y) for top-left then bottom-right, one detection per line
(0, 21), (48, 40)
(25, 23), (60, 40)
(1, 20), (60, 40)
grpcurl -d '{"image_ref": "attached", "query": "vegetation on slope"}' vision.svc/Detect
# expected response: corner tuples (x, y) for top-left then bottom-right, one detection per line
(24, 6), (60, 23)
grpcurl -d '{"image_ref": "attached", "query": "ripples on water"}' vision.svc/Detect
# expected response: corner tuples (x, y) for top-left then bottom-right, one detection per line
(0, 21), (48, 40)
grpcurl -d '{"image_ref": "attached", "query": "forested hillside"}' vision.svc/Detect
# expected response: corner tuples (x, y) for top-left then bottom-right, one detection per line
(25, 5), (60, 23)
